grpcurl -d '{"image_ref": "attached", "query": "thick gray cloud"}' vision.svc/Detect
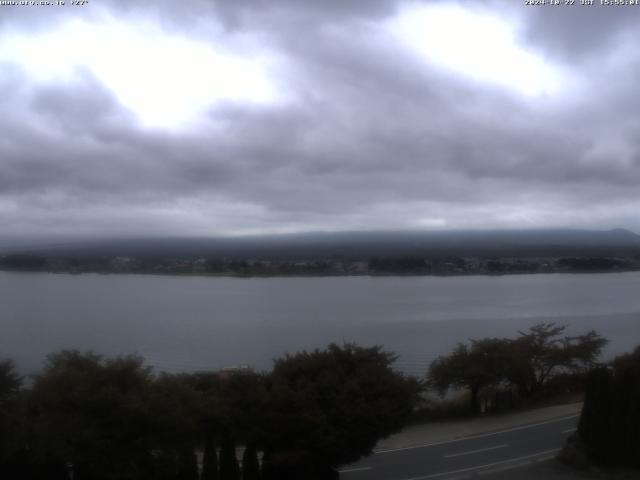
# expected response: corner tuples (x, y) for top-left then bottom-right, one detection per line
(1, 0), (639, 238)
(521, 5), (639, 62)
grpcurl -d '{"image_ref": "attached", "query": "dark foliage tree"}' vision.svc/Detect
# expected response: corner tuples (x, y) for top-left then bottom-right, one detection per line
(428, 324), (608, 411)
(577, 367), (612, 464)
(241, 443), (260, 480)
(485, 260), (507, 273)
(29, 350), (156, 480)
(260, 450), (276, 480)
(1, 344), (420, 479)
(608, 358), (640, 466)
(556, 257), (624, 271)
(149, 371), (225, 480)
(219, 432), (240, 480)
(612, 345), (640, 371)
(149, 373), (203, 457)
(2, 450), (69, 480)
(177, 448), (199, 480)
(262, 343), (421, 478)
(216, 371), (269, 446)
(369, 257), (430, 274)
(1, 358), (68, 480)
(188, 371), (224, 480)
(199, 370), (268, 480)
(201, 432), (219, 480)
(0, 359), (22, 401)
(0, 359), (24, 476)
(577, 346), (640, 467)
(195, 370), (266, 480)
(154, 450), (179, 480)
(0, 254), (47, 270)
(509, 323), (608, 397)
(428, 338), (510, 413)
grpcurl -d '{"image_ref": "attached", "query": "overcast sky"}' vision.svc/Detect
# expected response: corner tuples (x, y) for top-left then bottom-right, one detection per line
(1, 0), (639, 239)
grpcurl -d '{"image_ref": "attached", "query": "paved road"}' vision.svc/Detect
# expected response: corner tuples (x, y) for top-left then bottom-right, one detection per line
(340, 414), (579, 480)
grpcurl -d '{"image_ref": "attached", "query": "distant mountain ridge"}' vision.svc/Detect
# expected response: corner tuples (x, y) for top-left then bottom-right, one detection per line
(2, 228), (639, 260)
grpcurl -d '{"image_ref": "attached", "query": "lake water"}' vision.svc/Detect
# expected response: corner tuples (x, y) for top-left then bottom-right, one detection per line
(1, 271), (639, 376)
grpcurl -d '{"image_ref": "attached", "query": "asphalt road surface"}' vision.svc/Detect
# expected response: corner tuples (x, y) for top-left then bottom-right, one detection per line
(340, 414), (579, 480)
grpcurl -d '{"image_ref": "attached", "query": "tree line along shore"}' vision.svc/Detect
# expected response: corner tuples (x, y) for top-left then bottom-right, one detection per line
(1, 253), (640, 277)
(1, 322), (638, 479)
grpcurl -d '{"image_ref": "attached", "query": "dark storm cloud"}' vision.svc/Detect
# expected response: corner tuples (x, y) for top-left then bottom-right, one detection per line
(1, 0), (639, 236)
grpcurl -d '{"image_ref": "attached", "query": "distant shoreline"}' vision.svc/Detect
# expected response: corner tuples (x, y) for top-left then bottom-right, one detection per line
(2, 266), (639, 279)
(2, 248), (639, 278)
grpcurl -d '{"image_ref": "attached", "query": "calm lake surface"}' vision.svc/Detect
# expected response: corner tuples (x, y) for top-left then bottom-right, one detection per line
(1, 271), (639, 376)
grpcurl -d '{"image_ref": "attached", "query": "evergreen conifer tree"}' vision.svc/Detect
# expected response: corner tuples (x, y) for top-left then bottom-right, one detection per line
(177, 448), (199, 480)
(578, 346), (640, 467)
(201, 433), (219, 480)
(219, 433), (240, 480)
(578, 367), (612, 464)
(241, 443), (260, 480)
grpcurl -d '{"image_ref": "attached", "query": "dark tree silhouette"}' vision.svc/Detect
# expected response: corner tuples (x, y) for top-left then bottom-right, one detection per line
(149, 372), (204, 468)
(201, 432), (219, 480)
(28, 351), (157, 480)
(429, 323), (608, 411)
(577, 346), (640, 467)
(262, 343), (420, 478)
(0, 359), (21, 401)
(219, 432), (240, 480)
(577, 367), (612, 464)
(177, 448), (199, 480)
(1, 344), (418, 479)
(0, 359), (24, 477)
(428, 338), (509, 413)
(509, 323), (608, 397)
(0, 254), (47, 270)
(241, 443), (260, 480)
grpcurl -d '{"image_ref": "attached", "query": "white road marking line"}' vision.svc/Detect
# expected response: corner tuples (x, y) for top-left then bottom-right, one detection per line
(562, 427), (577, 434)
(375, 414), (579, 454)
(400, 448), (561, 480)
(338, 466), (373, 474)
(443, 444), (508, 458)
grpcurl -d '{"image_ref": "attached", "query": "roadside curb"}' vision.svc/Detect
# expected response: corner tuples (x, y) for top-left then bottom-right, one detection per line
(374, 403), (583, 453)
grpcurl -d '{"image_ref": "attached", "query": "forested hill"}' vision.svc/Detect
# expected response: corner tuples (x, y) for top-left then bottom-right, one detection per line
(2, 228), (640, 261)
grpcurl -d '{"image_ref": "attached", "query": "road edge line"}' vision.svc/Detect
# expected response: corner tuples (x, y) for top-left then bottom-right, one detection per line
(402, 448), (561, 480)
(375, 414), (579, 454)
